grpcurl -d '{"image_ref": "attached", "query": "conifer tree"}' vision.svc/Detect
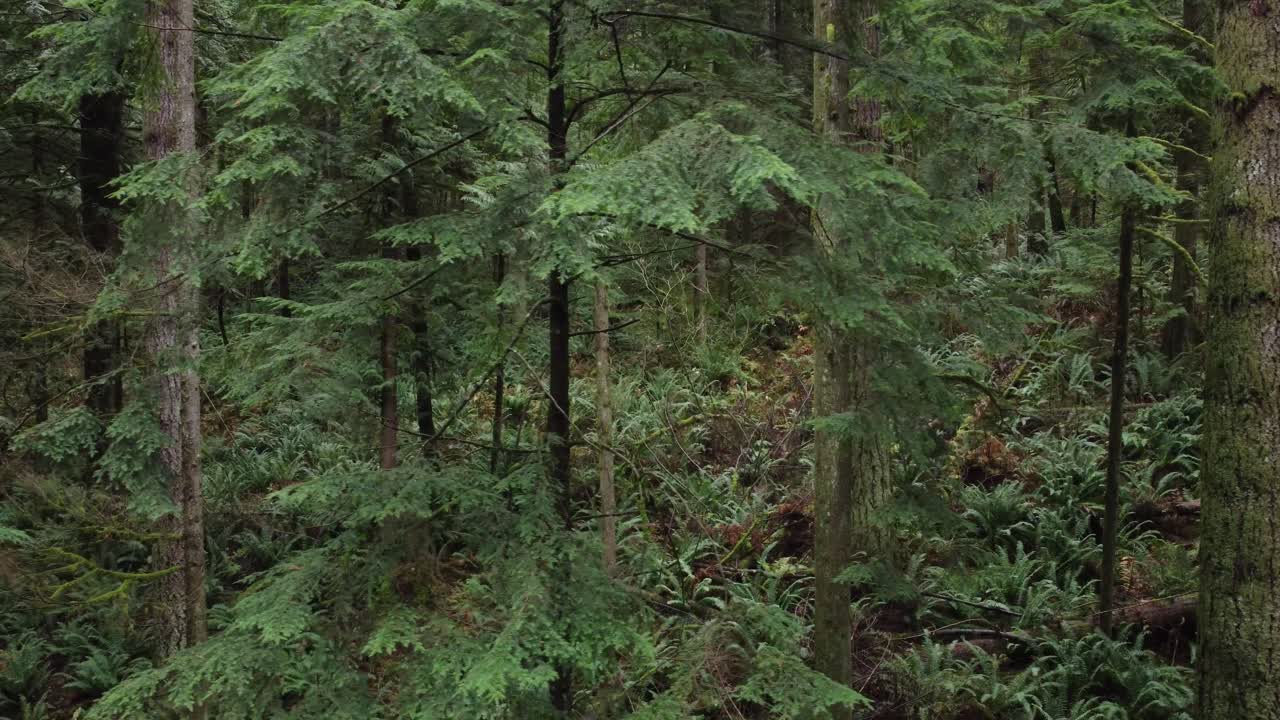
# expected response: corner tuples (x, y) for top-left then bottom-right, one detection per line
(1198, 0), (1280, 714)
(140, 0), (207, 665)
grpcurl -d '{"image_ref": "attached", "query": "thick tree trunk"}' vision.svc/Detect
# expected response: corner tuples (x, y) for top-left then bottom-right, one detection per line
(594, 280), (617, 572)
(79, 92), (125, 414)
(1099, 143), (1137, 636)
(144, 0), (206, 671)
(1198, 2), (1280, 716)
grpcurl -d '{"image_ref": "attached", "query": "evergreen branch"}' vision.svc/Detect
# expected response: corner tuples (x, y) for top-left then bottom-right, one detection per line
(1138, 227), (1206, 286)
(922, 592), (1023, 618)
(596, 241), (702, 266)
(570, 96), (660, 165)
(600, 9), (858, 63)
(1139, 135), (1212, 162)
(1137, 0), (1213, 51)
(936, 372), (1006, 415)
(380, 264), (446, 302)
(567, 318), (639, 337)
(416, 299), (548, 448)
(314, 127), (490, 222)
(569, 62), (671, 164)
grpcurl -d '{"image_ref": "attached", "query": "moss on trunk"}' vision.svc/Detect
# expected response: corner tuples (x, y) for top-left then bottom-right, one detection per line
(1198, 1), (1280, 716)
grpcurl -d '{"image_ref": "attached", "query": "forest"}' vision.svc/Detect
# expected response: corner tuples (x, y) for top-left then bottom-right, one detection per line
(0, 0), (1276, 717)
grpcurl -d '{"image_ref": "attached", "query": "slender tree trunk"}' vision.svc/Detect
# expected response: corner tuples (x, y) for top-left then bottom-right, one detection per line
(1099, 129), (1137, 636)
(1026, 48), (1051, 256)
(594, 280), (617, 572)
(1198, 2), (1280, 715)
(1046, 152), (1068, 235)
(1160, 0), (1210, 359)
(79, 92), (125, 415)
(144, 0), (206, 673)
(277, 257), (291, 317)
(406, 246), (435, 455)
(546, 2), (574, 713)
(401, 181), (435, 456)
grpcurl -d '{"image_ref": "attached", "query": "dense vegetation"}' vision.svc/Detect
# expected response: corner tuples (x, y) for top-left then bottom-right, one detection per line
(0, 0), (1274, 718)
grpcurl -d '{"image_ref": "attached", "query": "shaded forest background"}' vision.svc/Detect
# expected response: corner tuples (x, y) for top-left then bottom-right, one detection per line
(0, 0), (1262, 717)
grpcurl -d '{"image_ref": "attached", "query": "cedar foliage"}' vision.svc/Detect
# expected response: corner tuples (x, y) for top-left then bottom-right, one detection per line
(0, 0), (1231, 717)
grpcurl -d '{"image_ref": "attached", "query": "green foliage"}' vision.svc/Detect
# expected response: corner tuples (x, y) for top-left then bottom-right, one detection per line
(1, 0), (1213, 716)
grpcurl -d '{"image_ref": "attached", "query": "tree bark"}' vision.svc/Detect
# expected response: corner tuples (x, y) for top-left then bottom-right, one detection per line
(594, 280), (617, 572)
(492, 254), (506, 473)
(1099, 124), (1137, 636)
(1198, 1), (1280, 716)
(143, 0), (206, 672)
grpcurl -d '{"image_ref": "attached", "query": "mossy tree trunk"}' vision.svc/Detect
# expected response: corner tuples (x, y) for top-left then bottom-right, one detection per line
(1198, 1), (1280, 716)
(594, 280), (617, 572)
(1099, 125), (1138, 636)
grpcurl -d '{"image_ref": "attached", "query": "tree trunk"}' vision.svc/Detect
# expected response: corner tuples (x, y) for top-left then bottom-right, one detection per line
(79, 92), (125, 415)
(546, 2), (574, 714)
(402, 189), (435, 457)
(594, 280), (617, 572)
(812, 0), (890, 714)
(1026, 48), (1051, 256)
(277, 257), (291, 317)
(492, 254), (507, 473)
(1046, 152), (1068, 235)
(144, 0), (206, 672)
(1198, 1), (1280, 716)
(1099, 129), (1137, 636)
(406, 245), (434, 458)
